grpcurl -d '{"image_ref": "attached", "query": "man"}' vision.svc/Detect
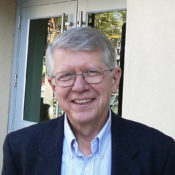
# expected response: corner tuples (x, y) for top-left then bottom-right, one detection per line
(2, 27), (175, 175)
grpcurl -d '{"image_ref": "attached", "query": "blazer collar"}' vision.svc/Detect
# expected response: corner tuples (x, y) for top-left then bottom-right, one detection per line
(37, 116), (64, 175)
(111, 111), (141, 175)
(35, 112), (141, 175)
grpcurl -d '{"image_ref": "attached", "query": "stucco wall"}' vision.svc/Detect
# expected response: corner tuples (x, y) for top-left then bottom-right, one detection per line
(0, 0), (17, 170)
(124, 0), (175, 139)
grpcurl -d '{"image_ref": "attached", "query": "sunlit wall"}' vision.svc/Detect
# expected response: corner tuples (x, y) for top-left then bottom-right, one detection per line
(124, 0), (175, 139)
(0, 0), (17, 170)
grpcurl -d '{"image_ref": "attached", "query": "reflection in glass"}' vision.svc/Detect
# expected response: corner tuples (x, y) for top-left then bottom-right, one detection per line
(88, 10), (126, 114)
(41, 17), (68, 121)
(24, 16), (67, 123)
(24, 11), (126, 123)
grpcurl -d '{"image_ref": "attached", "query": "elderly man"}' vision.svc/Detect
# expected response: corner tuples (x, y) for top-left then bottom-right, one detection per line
(2, 27), (175, 175)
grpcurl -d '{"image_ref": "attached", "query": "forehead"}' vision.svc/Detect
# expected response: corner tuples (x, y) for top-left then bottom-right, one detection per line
(52, 48), (103, 58)
(52, 48), (107, 71)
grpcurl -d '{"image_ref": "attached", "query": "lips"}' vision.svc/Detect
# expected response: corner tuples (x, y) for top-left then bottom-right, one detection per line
(73, 98), (94, 104)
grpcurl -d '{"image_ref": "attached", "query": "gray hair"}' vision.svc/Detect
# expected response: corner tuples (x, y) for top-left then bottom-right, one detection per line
(46, 27), (117, 76)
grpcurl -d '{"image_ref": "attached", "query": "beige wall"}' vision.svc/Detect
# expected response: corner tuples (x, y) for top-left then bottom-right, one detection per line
(124, 0), (175, 139)
(0, 0), (17, 170)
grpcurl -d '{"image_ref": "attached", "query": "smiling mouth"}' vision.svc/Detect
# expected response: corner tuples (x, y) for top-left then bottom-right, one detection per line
(73, 99), (94, 104)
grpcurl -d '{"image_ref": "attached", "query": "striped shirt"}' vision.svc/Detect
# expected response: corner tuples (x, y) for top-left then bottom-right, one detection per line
(61, 110), (112, 175)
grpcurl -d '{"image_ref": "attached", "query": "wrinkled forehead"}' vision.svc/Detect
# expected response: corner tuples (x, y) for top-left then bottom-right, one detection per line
(52, 48), (108, 71)
(52, 47), (105, 61)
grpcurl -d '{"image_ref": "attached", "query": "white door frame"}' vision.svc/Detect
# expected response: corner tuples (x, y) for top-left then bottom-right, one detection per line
(8, 0), (77, 132)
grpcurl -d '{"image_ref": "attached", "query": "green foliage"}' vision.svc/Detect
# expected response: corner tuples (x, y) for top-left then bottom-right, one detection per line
(88, 10), (126, 114)
(94, 10), (126, 37)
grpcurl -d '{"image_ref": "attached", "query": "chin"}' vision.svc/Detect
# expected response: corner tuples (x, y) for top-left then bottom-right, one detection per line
(70, 111), (96, 124)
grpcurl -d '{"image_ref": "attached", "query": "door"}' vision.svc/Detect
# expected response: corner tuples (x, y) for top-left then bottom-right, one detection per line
(9, 0), (127, 132)
(9, 1), (77, 131)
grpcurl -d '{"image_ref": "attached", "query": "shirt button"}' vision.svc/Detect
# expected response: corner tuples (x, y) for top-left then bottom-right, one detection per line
(85, 167), (89, 172)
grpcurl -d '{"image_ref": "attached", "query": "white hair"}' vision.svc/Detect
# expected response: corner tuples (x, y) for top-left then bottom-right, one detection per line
(46, 27), (117, 76)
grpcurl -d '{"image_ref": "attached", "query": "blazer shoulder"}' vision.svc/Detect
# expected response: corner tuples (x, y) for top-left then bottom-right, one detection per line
(112, 113), (175, 150)
(11, 115), (64, 134)
(111, 112), (175, 175)
(5, 115), (64, 149)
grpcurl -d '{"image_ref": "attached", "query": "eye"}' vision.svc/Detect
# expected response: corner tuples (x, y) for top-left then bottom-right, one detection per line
(85, 69), (101, 77)
(57, 72), (74, 81)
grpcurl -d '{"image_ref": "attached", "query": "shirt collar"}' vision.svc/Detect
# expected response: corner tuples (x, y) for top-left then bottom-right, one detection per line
(64, 114), (76, 158)
(64, 108), (111, 158)
(95, 109), (111, 157)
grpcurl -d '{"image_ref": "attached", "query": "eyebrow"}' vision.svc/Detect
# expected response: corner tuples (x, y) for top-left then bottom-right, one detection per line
(53, 67), (103, 75)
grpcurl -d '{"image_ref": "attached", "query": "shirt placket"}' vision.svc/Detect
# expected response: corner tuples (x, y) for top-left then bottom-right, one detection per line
(82, 156), (95, 175)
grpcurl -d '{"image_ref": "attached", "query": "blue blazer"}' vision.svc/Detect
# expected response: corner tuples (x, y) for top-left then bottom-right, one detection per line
(2, 112), (175, 175)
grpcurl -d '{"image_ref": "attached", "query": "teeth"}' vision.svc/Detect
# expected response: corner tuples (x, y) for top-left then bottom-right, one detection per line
(74, 99), (92, 104)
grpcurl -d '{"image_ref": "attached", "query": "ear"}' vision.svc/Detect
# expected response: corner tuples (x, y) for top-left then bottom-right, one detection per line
(48, 77), (56, 92)
(111, 67), (122, 94)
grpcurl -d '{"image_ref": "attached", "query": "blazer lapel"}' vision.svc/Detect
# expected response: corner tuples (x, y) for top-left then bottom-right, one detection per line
(28, 112), (141, 175)
(36, 116), (64, 175)
(111, 112), (141, 175)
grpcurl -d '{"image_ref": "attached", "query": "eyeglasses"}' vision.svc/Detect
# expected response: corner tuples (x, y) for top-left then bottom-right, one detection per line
(52, 67), (113, 87)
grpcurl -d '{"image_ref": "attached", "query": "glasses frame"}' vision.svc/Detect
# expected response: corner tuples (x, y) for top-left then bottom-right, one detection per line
(51, 67), (114, 87)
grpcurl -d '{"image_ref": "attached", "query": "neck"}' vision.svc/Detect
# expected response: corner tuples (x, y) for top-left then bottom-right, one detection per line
(68, 111), (109, 156)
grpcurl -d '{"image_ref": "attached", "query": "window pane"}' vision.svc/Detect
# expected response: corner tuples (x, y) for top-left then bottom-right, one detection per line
(24, 16), (67, 122)
(88, 10), (126, 114)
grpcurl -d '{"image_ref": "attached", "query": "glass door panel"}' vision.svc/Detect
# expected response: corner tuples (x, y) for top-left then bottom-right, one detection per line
(24, 18), (48, 122)
(87, 10), (126, 114)
(12, 1), (76, 131)
(24, 16), (67, 123)
(11, 0), (127, 132)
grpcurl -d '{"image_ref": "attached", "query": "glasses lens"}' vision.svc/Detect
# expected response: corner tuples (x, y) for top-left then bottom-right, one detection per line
(55, 72), (75, 87)
(84, 68), (103, 84)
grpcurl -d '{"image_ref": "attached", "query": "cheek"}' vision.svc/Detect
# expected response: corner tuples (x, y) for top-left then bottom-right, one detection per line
(94, 83), (112, 104)
(54, 87), (70, 103)
(101, 82), (113, 103)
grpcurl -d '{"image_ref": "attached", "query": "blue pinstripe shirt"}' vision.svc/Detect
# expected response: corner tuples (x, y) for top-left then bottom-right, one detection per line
(61, 110), (112, 175)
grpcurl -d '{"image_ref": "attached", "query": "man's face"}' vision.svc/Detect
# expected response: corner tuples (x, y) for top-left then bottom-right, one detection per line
(49, 48), (121, 128)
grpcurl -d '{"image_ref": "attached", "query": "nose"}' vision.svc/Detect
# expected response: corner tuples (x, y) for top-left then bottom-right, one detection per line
(71, 74), (88, 92)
